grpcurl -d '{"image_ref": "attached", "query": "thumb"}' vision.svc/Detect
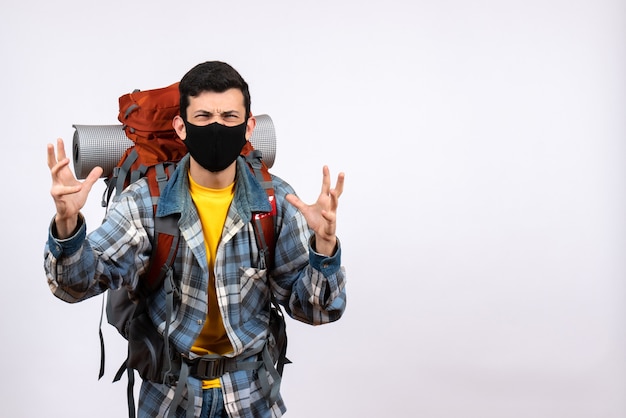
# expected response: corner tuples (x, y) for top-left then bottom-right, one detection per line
(286, 193), (304, 211)
(83, 166), (103, 190)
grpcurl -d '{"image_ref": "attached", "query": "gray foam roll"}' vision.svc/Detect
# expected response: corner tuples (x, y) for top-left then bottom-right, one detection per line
(72, 114), (277, 180)
(73, 124), (133, 179)
(251, 114), (276, 169)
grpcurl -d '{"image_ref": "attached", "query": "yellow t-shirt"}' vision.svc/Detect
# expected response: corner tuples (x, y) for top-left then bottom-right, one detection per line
(188, 173), (235, 389)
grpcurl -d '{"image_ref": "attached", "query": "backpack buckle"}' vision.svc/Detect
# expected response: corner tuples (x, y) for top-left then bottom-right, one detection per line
(185, 354), (226, 380)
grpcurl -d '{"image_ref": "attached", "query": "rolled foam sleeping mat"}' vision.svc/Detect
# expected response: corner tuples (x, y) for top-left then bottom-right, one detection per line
(72, 114), (277, 179)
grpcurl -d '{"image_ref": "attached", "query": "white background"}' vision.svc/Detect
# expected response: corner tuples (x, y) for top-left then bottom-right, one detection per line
(1, 0), (625, 417)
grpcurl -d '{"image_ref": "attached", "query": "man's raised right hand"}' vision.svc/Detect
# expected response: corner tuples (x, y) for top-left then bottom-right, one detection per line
(47, 138), (102, 239)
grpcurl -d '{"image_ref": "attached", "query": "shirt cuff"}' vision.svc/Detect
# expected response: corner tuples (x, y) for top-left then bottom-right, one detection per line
(308, 236), (341, 275)
(48, 213), (87, 258)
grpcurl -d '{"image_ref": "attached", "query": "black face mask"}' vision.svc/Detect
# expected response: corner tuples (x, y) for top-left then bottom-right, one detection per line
(183, 121), (247, 172)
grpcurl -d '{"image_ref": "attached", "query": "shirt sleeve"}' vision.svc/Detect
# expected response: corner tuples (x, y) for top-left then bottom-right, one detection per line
(270, 190), (347, 326)
(47, 213), (87, 258)
(43, 182), (155, 303)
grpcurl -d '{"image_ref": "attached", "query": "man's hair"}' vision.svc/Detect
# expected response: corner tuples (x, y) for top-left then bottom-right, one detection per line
(179, 61), (251, 120)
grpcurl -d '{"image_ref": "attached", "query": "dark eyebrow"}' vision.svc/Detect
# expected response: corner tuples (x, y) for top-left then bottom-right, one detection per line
(193, 110), (241, 117)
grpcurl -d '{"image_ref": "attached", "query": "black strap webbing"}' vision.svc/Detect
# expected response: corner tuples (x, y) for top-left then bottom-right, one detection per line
(116, 149), (138, 197)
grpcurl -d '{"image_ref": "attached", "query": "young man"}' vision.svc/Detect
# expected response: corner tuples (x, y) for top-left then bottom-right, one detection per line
(44, 61), (347, 418)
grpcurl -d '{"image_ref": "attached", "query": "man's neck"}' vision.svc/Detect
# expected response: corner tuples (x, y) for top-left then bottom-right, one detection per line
(188, 158), (237, 189)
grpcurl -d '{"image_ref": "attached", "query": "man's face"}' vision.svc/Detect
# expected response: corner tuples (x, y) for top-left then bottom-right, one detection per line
(178, 88), (255, 140)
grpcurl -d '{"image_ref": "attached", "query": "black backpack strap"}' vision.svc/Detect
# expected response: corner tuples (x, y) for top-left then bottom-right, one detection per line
(98, 295), (107, 379)
(150, 212), (182, 383)
(115, 148), (139, 197)
(167, 361), (195, 418)
(112, 360), (136, 418)
(130, 164), (148, 185)
(244, 154), (293, 405)
(245, 150), (274, 191)
(161, 250), (180, 384)
(253, 217), (272, 270)
(258, 343), (282, 406)
(118, 215), (181, 418)
(154, 162), (170, 196)
(99, 210), (181, 418)
(245, 150), (277, 271)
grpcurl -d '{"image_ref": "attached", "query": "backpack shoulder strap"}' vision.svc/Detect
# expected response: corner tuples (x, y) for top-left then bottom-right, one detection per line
(245, 150), (277, 270)
(144, 206), (180, 293)
(111, 173), (182, 418)
(243, 149), (293, 388)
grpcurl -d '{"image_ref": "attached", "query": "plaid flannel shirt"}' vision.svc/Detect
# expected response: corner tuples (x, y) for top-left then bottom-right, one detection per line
(44, 155), (347, 417)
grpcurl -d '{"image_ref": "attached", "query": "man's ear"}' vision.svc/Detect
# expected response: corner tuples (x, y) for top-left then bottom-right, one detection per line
(173, 115), (186, 140)
(245, 114), (256, 140)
